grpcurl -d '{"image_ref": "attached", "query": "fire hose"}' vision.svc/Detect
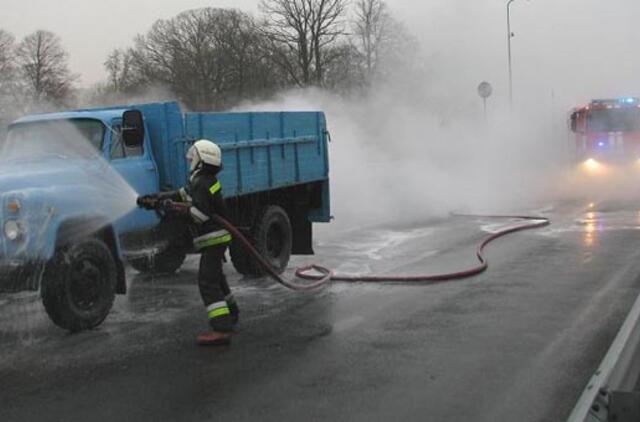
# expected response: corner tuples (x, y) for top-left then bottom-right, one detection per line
(212, 214), (550, 291)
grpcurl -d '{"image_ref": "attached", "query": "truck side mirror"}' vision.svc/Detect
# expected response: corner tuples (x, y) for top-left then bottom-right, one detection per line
(570, 112), (578, 133)
(122, 110), (145, 148)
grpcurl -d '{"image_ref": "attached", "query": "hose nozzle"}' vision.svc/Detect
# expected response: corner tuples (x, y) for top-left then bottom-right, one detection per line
(137, 195), (158, 210)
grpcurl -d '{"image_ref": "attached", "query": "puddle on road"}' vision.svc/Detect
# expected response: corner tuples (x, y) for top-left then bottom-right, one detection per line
(542, 210), (640, 236)
(452, 202), (640, 254)
(310, 226), (444, 280)
(318, 226), (438, 261)
(480, 221), (533, 234)
(534, 202), (640, 250)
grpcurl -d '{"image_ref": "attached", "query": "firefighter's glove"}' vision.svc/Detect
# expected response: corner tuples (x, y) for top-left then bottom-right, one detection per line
(159, 199), (190, 217)
(137, 195), (158, 210)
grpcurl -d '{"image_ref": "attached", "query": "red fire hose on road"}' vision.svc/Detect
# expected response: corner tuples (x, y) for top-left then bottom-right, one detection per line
(213, 214), (550, 291)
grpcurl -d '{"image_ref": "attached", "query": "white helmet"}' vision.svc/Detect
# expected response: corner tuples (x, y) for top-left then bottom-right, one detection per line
(186, 139), (222, 171)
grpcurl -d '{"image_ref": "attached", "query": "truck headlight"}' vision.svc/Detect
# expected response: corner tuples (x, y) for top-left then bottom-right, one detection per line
(582, 158), (605, 174)
(4, 220), (23, 241)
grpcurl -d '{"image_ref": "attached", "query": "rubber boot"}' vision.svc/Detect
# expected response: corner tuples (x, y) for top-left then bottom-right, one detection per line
(225, 294), (240, 325)
(229, 303), (240, 325)
(197, 331), (232, 346)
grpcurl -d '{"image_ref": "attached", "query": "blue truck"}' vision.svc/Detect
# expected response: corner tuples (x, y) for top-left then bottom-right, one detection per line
(0, 101), (331, 331)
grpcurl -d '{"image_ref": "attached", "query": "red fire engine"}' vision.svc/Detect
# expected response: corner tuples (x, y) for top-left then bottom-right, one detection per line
(569, 97), (640, 170)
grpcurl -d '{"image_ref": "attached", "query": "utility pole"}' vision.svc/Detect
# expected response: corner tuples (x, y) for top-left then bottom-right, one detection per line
(507, 0), (516, 110)
(506, 0), (532, 110)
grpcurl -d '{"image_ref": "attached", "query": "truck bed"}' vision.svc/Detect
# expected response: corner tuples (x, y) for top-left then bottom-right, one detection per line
(135, 101), (331, 222)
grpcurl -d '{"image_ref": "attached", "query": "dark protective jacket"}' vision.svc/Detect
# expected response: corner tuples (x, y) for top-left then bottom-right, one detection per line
(176, 168), (232, 251)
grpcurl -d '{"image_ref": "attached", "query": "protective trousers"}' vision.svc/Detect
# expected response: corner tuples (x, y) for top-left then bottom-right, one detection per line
(198, 245), (239, 332)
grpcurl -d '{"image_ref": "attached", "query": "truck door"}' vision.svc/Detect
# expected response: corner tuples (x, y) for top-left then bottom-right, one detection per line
(108, 120), (160, 232)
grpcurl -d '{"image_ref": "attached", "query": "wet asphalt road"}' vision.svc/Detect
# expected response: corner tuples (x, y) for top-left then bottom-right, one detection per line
(3, 201), (640, 422)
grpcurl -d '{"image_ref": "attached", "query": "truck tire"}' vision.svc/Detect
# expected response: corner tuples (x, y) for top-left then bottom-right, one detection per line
(41, 238), (117, 332)
(127, 245), (186, 275)
(231, 205), (292, 277)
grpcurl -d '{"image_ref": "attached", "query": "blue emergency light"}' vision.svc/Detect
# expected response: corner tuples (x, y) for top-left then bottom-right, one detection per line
(592, 98), (638, 106)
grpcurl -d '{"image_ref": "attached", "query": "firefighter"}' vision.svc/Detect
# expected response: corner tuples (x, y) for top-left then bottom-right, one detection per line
(138, 139), (239, 345)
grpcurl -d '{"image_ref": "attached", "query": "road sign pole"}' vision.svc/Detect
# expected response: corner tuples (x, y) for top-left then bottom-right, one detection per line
(483, 98), (487, 121)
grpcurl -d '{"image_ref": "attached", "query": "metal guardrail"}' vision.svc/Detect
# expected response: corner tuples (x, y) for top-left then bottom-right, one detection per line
(567, 290), (640, 422)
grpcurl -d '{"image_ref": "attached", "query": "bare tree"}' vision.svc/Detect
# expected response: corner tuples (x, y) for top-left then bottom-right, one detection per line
(104, 48), (136, 93)
(15, 30), (76, 107)
(353, 0), (388, 79)
(352, 0), (419, 85)
(322, 42), (366, 94)
(0, 29), (17, 130)
(0, 30), (15, 85)
(78, 47), (151, 106)
(86, 2), (420, 108)
(131, 8), (281, 110)
(260, 0), (347, 87)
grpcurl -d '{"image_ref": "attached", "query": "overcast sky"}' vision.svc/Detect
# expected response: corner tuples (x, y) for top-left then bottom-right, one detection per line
(0, 0), (260, 86)
(2, 0), (639, 111)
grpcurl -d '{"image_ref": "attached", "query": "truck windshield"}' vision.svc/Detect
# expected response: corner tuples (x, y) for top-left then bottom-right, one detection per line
(587, 108), (640, 132)
(3, 119), (105, 161)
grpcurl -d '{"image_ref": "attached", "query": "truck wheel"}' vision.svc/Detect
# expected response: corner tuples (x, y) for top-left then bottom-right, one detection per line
(128, 245), (186, 275)
(231, 205), (292, 277)
(41, 238), (117, 332)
